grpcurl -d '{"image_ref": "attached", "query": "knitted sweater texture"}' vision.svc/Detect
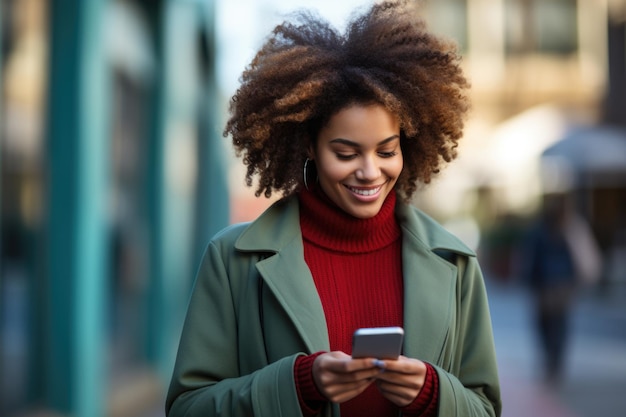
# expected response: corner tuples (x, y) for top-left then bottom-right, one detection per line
(294, 186), (438, 417)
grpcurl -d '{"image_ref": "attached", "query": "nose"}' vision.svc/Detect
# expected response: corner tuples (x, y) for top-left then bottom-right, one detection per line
(355, 156), (381, 181)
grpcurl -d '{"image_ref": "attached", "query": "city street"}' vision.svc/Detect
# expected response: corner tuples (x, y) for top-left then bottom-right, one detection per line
(487, 279), (626, 417)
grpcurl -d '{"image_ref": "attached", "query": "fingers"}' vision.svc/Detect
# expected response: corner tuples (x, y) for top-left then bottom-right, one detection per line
(375, 384), (417, 407)
(317, 351), (378, 374)
(372, 356), (428, 407)
(375, 355), (426, 375)
(312, 352), (383, 403)
(320, 377), (374, 403)
(310, 353), (429, 406)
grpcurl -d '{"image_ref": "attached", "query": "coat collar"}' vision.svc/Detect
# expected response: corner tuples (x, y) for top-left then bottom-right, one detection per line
(235, 194), (474, 257)
(235, 196), (302, 253)
(234, 194), (475, 361)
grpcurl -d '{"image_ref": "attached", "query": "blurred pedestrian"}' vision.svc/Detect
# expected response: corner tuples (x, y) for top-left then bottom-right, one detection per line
(166, 1), (501, 416)
(521, 192), (602, 385)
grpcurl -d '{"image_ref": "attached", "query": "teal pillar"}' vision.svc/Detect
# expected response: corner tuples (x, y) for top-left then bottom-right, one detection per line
(195, 0), (229, 269)
(145, 0), (198, 380)
(44, 0), (110, 416)
(143, 0), (229, 383)
(0, 0), (3, 270)
(143, 0), (169, 376)
(0, 0), (3, 278)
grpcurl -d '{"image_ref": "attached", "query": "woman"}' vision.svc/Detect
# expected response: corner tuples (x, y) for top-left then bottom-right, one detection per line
(166, 1), (501, 416)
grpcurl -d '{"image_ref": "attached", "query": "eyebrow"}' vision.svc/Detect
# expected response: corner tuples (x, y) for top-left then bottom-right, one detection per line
(329, 135), (401, 147)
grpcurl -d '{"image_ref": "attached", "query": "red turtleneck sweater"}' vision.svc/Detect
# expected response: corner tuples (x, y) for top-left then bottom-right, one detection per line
(293, 186), (438, 417)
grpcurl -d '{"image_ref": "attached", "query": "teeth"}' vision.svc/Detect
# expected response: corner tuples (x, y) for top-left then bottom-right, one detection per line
(350, 187), (380, 196)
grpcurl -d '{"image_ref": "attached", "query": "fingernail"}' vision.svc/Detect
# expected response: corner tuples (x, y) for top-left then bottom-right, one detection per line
(373, 359), (385, 368)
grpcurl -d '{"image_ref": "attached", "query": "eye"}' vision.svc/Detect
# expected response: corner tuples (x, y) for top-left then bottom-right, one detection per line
(336, 153), (357, 161)
(378, 151), (398, 158)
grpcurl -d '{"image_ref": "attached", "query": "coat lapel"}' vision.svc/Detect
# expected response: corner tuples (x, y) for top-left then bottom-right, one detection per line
(396, 203), (472, 364)
(401, 235), (457, 363)
(235, 197), (330, 354)
(256, 243), (330, 353)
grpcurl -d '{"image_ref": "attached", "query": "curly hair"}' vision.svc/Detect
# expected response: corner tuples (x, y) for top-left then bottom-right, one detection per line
(224, 0), (470, 201)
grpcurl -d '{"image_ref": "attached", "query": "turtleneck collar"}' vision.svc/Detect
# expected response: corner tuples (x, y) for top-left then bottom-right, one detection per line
(298, 185), (401, 254)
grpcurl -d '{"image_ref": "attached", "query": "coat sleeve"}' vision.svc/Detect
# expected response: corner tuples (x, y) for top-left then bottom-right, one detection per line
(165, 237), (306, 417)
(434, 254), (502, 417)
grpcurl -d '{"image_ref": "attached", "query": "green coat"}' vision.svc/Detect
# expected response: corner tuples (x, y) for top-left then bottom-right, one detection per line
(166, 195), (502, 417)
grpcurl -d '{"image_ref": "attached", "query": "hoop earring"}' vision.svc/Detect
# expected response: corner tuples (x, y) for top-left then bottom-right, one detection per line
(303, 159), (312, 190)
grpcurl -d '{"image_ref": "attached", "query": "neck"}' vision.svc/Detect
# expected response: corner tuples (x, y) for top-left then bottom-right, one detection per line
(298, 185), (400, 253)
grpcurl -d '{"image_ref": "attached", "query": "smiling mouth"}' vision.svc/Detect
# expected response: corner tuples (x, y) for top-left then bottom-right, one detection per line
(346, 185), (382, 196)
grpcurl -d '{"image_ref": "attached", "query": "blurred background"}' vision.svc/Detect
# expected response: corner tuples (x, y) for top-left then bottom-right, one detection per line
(0, 0), (625, 416)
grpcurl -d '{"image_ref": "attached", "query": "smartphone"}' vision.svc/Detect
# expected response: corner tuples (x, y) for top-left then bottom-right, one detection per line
(351, 326), (404, 359)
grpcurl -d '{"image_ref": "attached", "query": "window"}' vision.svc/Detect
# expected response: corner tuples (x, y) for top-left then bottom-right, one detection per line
(505, 0), (578, 55)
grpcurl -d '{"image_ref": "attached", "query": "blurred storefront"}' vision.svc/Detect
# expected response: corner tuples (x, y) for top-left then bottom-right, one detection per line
(1, 0), (228, 416)
(420, 0), (626, 285)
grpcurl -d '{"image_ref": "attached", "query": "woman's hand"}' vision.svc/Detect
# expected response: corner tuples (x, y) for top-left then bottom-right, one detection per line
(312, 351), (382, 403)
(373, 356), (428, 407)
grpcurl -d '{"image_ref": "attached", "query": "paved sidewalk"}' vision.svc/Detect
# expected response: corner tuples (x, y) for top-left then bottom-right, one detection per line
(487, 280), (626, 417)
(497, 354), (578, 417)
(488, 281), (577, 417)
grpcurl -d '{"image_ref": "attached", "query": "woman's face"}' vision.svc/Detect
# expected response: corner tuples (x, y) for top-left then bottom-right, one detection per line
(312, 104), (403, 219)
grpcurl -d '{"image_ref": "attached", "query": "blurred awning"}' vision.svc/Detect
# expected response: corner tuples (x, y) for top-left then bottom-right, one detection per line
(541, 126), (626, 187)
